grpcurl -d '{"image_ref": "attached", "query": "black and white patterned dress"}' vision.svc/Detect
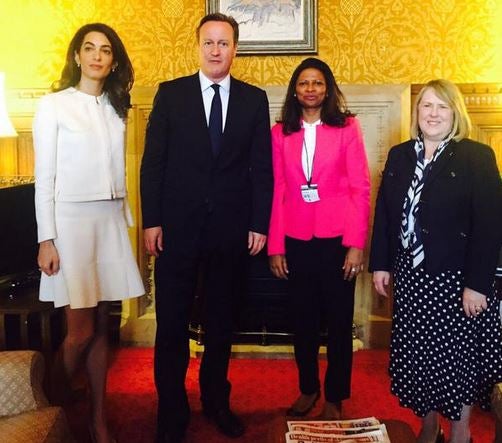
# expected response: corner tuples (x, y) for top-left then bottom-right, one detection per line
(390, 248), (502, 420)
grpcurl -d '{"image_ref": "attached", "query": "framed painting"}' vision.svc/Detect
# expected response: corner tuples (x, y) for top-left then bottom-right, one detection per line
(206, 0), (318, 55)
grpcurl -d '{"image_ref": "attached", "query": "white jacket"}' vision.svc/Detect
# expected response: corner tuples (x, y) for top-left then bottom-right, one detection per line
(33, 87), (130, 242)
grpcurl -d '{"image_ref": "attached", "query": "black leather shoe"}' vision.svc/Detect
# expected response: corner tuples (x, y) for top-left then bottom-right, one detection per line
(203, 408), (245, 438)
(286, 391), (320, 417)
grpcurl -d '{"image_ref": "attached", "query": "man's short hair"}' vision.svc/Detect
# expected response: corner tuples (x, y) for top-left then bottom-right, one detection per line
(196, 13), (239, 44)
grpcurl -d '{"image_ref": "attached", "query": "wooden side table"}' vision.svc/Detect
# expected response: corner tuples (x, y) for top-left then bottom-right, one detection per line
(0, 287), (57, 354)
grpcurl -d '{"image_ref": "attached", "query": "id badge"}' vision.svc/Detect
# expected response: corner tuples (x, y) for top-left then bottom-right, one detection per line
(301, 184), (320, 203)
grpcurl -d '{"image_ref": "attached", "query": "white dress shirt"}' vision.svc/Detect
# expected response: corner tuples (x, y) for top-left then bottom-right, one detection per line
(199, 71), (231, 131)
(301, 119), (322, 182)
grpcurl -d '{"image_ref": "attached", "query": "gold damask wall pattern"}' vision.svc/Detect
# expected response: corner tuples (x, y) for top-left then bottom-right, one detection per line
(317, 0), (498, 83)
(0, 0), (500, 90)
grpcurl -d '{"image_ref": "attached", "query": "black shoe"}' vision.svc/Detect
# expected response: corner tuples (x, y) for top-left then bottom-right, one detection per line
(286, 391), (320, 417)
(435, 427), (445, 443)
(203, 408), (245, 438)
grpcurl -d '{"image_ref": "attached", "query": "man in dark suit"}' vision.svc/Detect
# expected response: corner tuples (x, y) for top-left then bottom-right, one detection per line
(140, 13), (273, 443)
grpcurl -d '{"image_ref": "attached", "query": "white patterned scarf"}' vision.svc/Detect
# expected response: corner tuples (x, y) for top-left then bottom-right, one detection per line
(400, 136), (451, 267)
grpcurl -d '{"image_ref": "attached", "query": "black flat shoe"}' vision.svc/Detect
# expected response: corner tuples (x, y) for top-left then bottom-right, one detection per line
(286, 391), (320, 417)
(203, 408), (245, 438)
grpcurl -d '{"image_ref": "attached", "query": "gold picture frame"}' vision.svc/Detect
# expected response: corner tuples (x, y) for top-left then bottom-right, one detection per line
(206, 0), (318, 55)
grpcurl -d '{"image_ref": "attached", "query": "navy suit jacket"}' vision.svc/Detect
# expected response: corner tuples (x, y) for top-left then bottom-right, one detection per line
(369, 138), (502, 296)
(140, 73), (273, 253)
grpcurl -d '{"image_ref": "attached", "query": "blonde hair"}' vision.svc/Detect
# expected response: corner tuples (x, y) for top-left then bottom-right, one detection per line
(410, 79), (471, 142)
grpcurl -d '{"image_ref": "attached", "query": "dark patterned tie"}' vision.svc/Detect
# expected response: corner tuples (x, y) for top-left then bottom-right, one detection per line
(208, 84), (222, 156)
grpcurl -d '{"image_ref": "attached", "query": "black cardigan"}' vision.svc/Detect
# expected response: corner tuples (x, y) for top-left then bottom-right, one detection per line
(369, 138), (502, 296)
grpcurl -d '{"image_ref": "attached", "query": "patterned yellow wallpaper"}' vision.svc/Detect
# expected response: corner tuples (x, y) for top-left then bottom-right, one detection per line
(0, 0), (500, 89)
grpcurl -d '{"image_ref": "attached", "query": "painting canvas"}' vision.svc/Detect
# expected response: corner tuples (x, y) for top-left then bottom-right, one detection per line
(206, 0), (317, 55)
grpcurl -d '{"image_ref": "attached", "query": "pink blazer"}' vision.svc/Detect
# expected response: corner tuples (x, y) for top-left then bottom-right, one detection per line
(268, 117), (370, 255)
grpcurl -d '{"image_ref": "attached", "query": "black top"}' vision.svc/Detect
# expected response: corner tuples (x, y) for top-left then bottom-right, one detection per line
(369, 138), (502, 295)
(496, 248), (502, 278)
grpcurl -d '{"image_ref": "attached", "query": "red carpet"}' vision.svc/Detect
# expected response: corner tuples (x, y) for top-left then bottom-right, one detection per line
(66, 348), (495, 442)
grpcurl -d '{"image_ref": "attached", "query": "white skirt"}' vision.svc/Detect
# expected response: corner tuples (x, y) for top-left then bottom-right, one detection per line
(39, 199), (145, 308)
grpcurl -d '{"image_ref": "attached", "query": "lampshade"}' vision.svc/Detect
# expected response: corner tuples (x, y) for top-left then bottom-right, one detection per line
(0, 72), (17, 137)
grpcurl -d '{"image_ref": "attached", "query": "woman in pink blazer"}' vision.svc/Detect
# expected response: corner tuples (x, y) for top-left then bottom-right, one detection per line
(268, 58), (370, 419)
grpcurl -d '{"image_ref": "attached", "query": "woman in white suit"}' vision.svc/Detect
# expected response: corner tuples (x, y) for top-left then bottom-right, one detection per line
(33, 23), (144, 443)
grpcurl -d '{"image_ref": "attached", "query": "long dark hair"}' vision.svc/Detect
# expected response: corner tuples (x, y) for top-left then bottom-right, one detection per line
(52, 23), (134, 119)
(280, 58), (353, 135)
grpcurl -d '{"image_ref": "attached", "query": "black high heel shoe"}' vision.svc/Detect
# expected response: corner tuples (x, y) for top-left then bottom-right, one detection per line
(316, 401), (342, 420)
(435, 427), (445, 443)
(286, 391), (320, 417)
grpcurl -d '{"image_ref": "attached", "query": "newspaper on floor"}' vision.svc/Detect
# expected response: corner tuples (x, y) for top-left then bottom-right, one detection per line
(288, 424), (384, 435)
(285, 428), (389, 443)
(287, 417), (381, 431)
(285, 418), (390, 442)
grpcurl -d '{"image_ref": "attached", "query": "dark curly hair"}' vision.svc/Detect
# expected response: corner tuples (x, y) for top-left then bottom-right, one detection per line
(52, 23), (134, 119)
(280, 58), (354, 135)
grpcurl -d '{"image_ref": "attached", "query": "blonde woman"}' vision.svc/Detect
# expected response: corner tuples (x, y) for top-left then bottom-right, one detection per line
(369, 79), (502, 443)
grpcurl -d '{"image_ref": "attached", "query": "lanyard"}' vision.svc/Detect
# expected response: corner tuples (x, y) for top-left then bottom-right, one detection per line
(302, 136), (315, 186)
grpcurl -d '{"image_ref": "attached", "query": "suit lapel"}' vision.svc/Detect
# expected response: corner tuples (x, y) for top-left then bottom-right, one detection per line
(404, 140), (416, 163)
(187, 73), (214, 157)
(222, 77), (240, 147)
(188, 73), (209, 129)
(399, 141), (417, 186)
(290, 129), (305, 179)
(423, 141), (456, 191)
